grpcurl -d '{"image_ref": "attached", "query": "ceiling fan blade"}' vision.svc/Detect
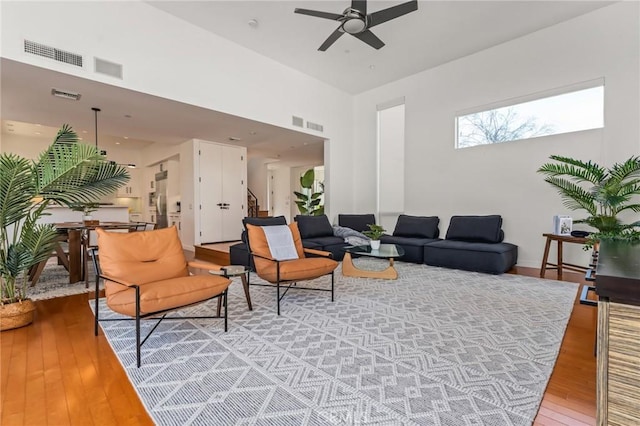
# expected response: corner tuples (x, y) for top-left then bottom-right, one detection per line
(294, 8), (343, 21)
(318, 28), (345, 51)
(353, 29), (385, 49)
(351, 0), (367, 14)
(368, 0), (418, 28)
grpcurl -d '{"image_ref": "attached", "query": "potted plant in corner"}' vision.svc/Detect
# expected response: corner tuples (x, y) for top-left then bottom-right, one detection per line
(363, 224), (386, 250)
(294, 168), (324, 216)
(537, 155), (640, 248)
(0, 125), (129, 331)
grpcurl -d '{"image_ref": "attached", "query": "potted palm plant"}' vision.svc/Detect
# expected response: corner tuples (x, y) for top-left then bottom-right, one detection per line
(0, 125), (129, 331)
(537, 155), (640, 247)
(363, 224), (386, 250)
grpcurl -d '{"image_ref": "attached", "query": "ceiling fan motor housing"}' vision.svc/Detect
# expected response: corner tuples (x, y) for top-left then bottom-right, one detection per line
(341, 8), (367, 34)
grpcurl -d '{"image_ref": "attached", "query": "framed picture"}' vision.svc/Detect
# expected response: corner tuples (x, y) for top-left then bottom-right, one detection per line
(553, 215), (573, 235)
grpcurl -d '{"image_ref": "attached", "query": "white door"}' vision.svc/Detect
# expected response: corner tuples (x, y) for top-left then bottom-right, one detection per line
(199, 142), (246, 243)
(199, 143), (223, 243)
(221, 146), (245, 241)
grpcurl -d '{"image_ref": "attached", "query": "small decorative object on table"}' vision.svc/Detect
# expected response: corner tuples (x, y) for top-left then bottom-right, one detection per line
(553, 215), (572, 236)
(362, 224), (386, 250)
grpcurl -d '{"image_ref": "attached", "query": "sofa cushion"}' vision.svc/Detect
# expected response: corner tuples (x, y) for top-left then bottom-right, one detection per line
(380, 235), (440, 264)
(393, 215), (440, 239)
(423, 240), (517, 274)
(338, 214), (376, 233)
(295, 214), (334, 239)
(304, 235), (345, 247)
(380, 235), (439, 247)
(445, 215), (504, 243)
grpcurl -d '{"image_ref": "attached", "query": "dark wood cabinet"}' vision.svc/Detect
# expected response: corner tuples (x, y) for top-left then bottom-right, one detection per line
(594, 241), (640, 425)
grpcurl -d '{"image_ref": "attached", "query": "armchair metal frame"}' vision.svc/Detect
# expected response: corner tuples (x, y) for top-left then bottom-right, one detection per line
(91, 248), (228, 367)
(249, 249), (335, 315)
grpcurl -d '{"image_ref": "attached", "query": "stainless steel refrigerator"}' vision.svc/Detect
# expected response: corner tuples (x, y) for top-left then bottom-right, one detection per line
(155, 171), (168, 228)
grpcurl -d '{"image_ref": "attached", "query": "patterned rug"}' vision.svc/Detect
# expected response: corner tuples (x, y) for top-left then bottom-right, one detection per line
(27, 260), (99, 301)
(93, 259), (578, 425)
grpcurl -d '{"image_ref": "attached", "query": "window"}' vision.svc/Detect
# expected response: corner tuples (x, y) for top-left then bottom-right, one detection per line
(377, 98), (405, 232)
(456, 84), (604, 149)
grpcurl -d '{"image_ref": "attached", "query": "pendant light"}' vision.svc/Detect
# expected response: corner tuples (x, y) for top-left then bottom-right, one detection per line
(92, 106), (136, 168)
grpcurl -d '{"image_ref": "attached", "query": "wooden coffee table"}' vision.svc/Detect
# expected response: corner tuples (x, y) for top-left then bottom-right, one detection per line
(342, 244), (405, 280)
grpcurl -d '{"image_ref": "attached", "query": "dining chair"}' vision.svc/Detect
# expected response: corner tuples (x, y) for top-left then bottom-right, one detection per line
(92, 226), (231, 367)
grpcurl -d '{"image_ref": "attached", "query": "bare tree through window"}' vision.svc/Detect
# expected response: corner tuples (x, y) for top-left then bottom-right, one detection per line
(458, 108), (554, 148)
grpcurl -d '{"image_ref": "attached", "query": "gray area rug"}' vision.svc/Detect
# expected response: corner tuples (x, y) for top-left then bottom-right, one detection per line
(27, 259), (99, 301)
(93, 260), (578, 425)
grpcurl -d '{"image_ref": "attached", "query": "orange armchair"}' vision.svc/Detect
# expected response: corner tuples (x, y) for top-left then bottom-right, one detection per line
(92, 226), (231, 367)
(246, 223), (338, 315)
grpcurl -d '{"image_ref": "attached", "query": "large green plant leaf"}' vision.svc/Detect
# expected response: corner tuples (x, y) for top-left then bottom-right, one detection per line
(539, 154), (640, 233)
(538, 155), (606, 184)
(300, 169), (315, 189)
(34, 137), (129, 205)
(0, 154), (35, 228)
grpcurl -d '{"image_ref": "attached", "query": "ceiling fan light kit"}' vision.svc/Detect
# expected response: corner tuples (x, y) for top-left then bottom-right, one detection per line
(294, 0), (418, 51)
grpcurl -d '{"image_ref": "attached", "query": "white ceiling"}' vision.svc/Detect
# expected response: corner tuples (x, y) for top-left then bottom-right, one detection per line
(1, 1), (612, 167)
(0, 59), (325, 167)
(148, 0), (613, 94)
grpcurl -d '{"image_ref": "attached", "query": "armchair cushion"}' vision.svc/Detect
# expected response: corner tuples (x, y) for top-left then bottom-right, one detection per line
(97, 226), (189, 295)
(107, 275), (230, 316)
(445, 215), (504, 243)
(295, 214), (334, 239)
(393, 215), (440, 239)
(246, 222), (337, 283)
(241, 215), (287, 243)
(96, 226), (231, 317)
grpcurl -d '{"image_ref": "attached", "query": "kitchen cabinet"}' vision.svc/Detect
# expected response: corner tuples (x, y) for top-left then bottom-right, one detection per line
(169, 213), (181, 238)
(129, 213), (143, 223)
(117, 168), (141, 198)
(198, 142), (246, 243)
(148, 208), (157, 224)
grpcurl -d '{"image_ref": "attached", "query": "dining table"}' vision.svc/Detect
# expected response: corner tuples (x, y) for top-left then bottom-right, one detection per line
(54, 222), (139, 284)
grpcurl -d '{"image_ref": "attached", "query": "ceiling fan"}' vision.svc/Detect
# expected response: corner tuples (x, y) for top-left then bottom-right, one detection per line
(294, 0), (418, 51)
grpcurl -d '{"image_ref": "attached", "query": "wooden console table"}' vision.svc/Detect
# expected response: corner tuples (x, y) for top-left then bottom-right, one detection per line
(539, 233), (589, 279)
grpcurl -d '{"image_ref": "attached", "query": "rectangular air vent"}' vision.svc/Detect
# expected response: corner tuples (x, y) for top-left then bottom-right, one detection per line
(24, 40), (83, 67)
(306, 121), (324, 132)
(51, 88), (81, 101)
(292, 116), (304, 127)
(95, 57), (123, 79)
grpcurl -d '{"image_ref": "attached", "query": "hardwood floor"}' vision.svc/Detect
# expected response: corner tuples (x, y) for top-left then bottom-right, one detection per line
(1, 266), (596, 425)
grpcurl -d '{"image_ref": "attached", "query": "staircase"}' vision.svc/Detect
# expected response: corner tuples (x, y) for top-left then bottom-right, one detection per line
(247, 189), (270, 217)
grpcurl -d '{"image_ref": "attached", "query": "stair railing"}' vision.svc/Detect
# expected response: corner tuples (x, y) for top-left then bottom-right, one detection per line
(247, 188), (259, 217)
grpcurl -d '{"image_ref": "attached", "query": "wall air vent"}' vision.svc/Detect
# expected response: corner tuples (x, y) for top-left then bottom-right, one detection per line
(51, 88), (81, 101)
(24, 40), (83, 67)
(306, 121), (324, 132)
(95, 57), (123, 79)
(292, 116), (304, 127)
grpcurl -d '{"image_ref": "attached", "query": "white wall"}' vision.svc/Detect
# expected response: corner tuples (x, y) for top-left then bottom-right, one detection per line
(271, 166), (292, 222)
(0, 0), (356, 219)
(353, 2), (640, 268)
(247, 157), (269, 211)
